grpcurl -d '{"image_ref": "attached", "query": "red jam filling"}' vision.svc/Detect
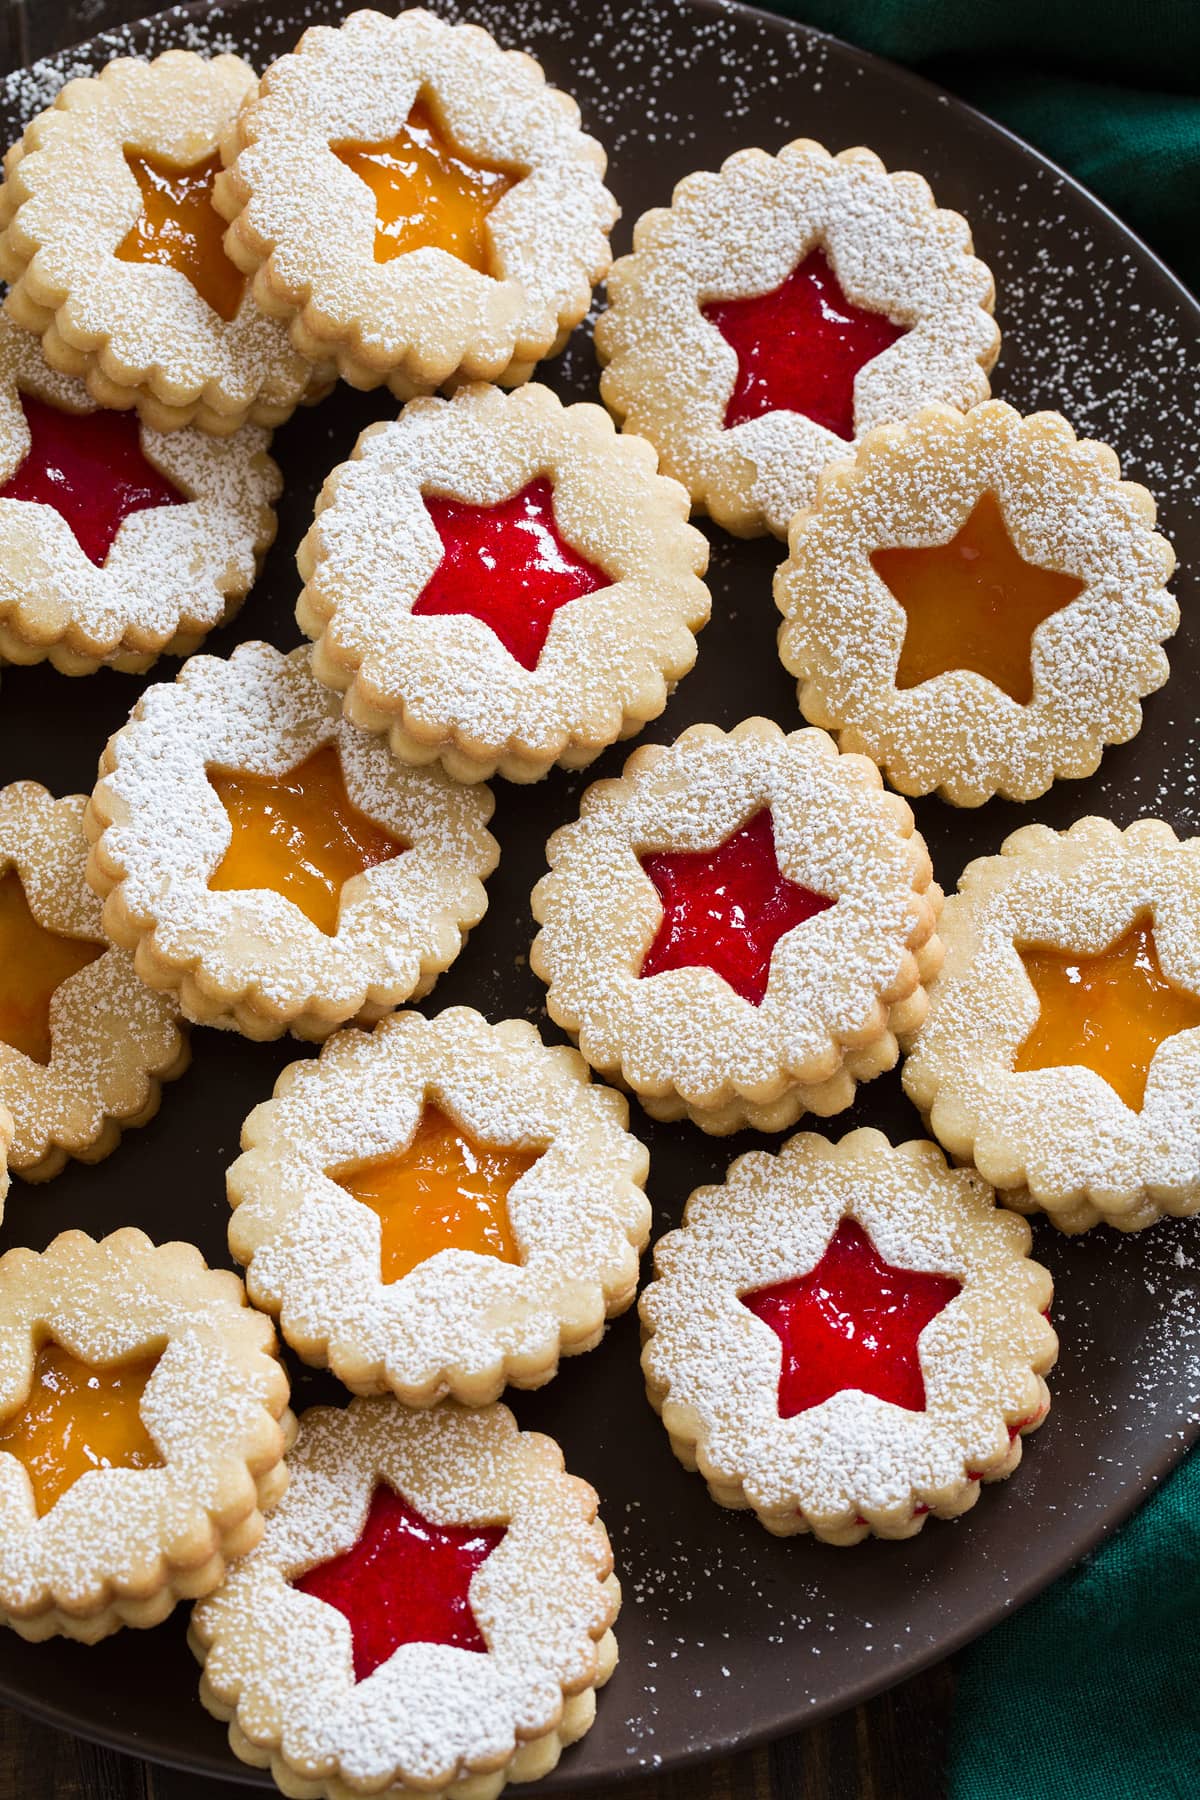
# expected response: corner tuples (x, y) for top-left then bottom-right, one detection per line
(741, 1218), (961, 1416)
(702, 248), (908, 439)
(639, 808), (833, 1006)
(0, 393), (185, 568)
(295, 1483), (506, 1680)
(411, 476), (609, 671)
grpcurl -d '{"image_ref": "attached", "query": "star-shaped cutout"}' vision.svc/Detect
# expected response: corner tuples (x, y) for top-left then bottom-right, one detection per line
(294, 1483), (506, 1680)
(335, 101), (517, 272)
(742, 1218), (962, 1416)
(702, 247), (908, 439)
(871, 490), (1086, 705)
(334, 1104), (537, 1284)
(0, 868), (104, 1066)
(639, 808), (833, 1006)
(116, 148), (245, 322)
(207, 743), (408, 938)
(1015, 912), (1200, 1112)
(0, 1341), (161, 1517)
(412, 476), (610, 671)
(0, 392), (185, 569)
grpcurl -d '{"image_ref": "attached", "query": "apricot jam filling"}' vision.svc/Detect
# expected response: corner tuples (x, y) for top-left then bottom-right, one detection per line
(207, 743), (408, 937)
(116, 148), (246, 322)
(412, 476), (609, 670)
(741, 1218), (961, 1416)
(702, 248), (908, 440)
(0, 1341), (162, 1515)
(639, 808), (834, 1007)
(332, 1104), (538, 1284)
(1014, 913), (1200, 1112)
(871, 490), (1086, 704)
(333, 100), (518, 271)
(296, 1482), (506, 1679)
(0, 393), (185, 567)
(0, 868), (104, 1065)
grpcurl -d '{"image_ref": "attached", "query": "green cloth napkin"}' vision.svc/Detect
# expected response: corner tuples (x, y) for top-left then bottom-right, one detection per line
(781, 1), (1200, 290)
(765, 5), (1200, 1795)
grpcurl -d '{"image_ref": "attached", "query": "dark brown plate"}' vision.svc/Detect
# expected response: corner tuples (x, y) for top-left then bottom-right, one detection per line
(1, 0), (1198, 1788)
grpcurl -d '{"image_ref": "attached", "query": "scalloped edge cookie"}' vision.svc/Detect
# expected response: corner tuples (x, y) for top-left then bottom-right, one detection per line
(640, 1128), (1056, 1541)
(0, 1227), (293, 1642)
(775, 401), (1177, 806)
(297, 382), (711, 783)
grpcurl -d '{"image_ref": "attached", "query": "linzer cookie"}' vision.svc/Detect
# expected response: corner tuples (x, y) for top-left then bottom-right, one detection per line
(0, 314), (279, 674)
(228, 1006), (651, 1405)
(190, 1397), (619, 1797)
(84, 641), (498, 1042)
(904, 817), (1200, 1233)
(640, 1129), (1056, 1541)
(297, 382), (711, 783)
(0, 782), (187, 1182)
(0, 50), (329, 433)
(0, 1228), (293, 1642)
(215, 8), (618, 396)
(595, 139), (997, 537)
(530, 718), (943, 1134)
(775, 402), (1177, 806)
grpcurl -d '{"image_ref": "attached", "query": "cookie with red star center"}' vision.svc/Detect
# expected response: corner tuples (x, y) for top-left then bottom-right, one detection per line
(640, 1128), (1057, 1541)
(189, 1397), (619, 1798)
(297, 381), (711, 784)
(0, 314), (280, 675)
(530, 718), (943, 1134)
(595, 139), (998, 538)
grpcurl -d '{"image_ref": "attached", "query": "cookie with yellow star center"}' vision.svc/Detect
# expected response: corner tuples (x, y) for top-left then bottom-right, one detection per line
(774, 401), (1177, 806)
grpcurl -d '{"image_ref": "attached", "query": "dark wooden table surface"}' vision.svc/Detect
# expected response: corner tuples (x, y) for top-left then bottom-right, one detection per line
(0, 0), (956, 1793)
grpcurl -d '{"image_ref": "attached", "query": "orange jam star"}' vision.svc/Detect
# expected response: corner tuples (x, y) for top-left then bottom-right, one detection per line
(334, 100), (518, 271)
(871, 490), (1086, 704)
(0, 868), (104, 1065)
(333, 1104), (538, 1283)
(1014, 913), (1200, 1111)
(117, 148), (246, 322)
(0, 1341), (162, 1516)
(207, 743), (408, 938)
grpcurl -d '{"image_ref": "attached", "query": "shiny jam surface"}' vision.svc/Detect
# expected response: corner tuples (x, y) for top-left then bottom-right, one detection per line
(742, 1218), (962, 1416)
(0, 868), (104, 1065)
(1014, 914), (1200, 1112)
(207, 744), (408, 937)
(116, 148), (246, 322)
(702, 248), (908, 439)
(0, 392), (185, 568)
(413, 476), (609, 671)
(0, 1341), (162, 1516)
(295, 1482), (506, 1679)
(639, 809), (834, 1007)
(334, 101), (518, 271)
(332, 1104), (535, 1284)
(871, 490), (1087, 705)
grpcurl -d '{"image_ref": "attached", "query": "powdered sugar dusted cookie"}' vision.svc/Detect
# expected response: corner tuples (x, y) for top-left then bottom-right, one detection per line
(190, 1397), (619, 1798)
(0, 782), (187, 1182)
(904, 817), (1200, 1233)
(640, 1128), (1056, 1541)
(531, 718), (943, 1134)
(0, 1227), (293, 1641)
(0, 314), (279, 674)
(775, 402), (1177, 806)
(0, 51), (329, 434)
(297, 382), (711, 784)
(85, 642), (498, 1042)
(228, 1007), (651, 1405)
(596, 139), (997, 537)
(216, 8), (618, 396)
